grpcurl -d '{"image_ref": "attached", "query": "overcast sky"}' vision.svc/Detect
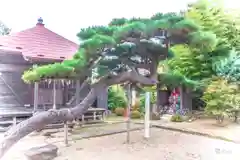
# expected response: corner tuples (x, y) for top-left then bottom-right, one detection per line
(0, 0), (238, 43)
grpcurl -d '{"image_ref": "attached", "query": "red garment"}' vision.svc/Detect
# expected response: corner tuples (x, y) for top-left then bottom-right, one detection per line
(171, 88), (180, 97)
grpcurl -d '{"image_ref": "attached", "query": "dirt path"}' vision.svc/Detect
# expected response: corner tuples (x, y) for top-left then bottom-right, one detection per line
(109, 115), (240, 143)
(55, 128), (240, 160)
(150, 117), (240, 143)
(1, 122), (239, 160)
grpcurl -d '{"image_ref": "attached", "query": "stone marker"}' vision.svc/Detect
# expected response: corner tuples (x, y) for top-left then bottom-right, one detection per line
(25, 144), (58, 160)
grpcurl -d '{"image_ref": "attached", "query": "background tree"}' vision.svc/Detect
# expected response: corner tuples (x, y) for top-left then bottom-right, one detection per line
(202, 77), (240, 123)
(166, 0), (240, 111)
(0, 12), (217, 157)
(108, 85), (127, 112)
(0, 21), (11, 35)
(168, 0), (240, 80)
(202, 50), (240, 122)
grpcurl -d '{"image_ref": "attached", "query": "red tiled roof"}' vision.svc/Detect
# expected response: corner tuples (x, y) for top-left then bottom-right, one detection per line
(0, 19), (79, 60)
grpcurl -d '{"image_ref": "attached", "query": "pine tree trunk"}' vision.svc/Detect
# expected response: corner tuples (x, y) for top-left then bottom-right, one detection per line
(0, 70), (156, 159)
(0, 87), (100, 159)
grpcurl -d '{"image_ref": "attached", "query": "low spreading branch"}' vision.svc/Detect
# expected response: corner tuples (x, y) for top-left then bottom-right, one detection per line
(0, 70), (156, 159)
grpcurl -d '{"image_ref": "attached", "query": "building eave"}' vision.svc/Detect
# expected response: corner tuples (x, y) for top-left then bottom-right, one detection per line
(0, 46), (22, 55)
(25, 56), (63, 64)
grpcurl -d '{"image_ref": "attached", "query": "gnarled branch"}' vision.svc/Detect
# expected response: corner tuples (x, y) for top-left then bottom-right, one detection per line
(0, 70), (156, 159)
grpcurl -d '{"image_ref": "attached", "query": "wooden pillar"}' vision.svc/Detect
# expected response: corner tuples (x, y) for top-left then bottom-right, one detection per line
(33, 65), (39, 113)
(76, 80), (80, 105)
(144, 92), (150, 138)
(183, 88), (193, 112)
(53, 80), (57, 109)
(74, 80), (81, 124)
(156, 83), (160, 107)
(64, 121), (68, 146)
(93, 111), (96, 121)
(33, 81), (39, 112)
(179, 86), (183, 110)
(126, 83), (131, 143)
(82, 115), (85, 123)
(131, 87), (136, 107)
(13, 117), (17, 126)
(62, 81), (68, 106)
(97, 88), (108, 109)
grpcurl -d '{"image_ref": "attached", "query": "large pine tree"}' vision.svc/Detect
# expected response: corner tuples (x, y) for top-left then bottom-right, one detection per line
(0, 13), (217, 157)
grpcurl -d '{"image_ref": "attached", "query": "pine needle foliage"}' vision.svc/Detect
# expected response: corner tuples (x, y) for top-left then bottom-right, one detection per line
(158, 71), (201, 90)
(213, 50), (240, 82)
(22, 12), (217, 84)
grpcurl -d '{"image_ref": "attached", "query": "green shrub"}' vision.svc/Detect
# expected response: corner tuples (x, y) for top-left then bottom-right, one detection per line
(170, 114), (183, 122)
(131, 98), (140, 111)
(115, 107), (125, 116)
(130, 110), (141, 119)
(202, 78), (240, 123)
(139, 92), (157, 113)
(108, 85), (127, 111)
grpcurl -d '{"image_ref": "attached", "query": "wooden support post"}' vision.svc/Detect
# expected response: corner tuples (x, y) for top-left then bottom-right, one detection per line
(76, 80), (80, 105)
(102, 111), (106, 120)
(74, 80), (81, 125)
(132, 87), (136, 107)
(82, 115), (85, 123)
(126, 83), (131, 143)
(62, 81), (68, 106)
(13, 117), (17, 126)
(179, 86), (183, 110)
(33, 82), (39, 113)
(144, 92), (150, 139)
(93, 111), (96, 121)
(53, 80), (57, 109)
(33, 65), (39, 113)
(64, 121), (68, 146)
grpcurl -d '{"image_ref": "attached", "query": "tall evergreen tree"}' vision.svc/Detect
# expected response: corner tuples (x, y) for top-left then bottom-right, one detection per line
(167, 0), (240, 121)
(168, 0), (240, 80)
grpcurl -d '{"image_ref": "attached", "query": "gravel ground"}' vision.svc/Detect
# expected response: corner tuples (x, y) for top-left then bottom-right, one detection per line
(1, 125), (239, 160)
(50, 122), (143, 140)
(53, 128), (239, 160)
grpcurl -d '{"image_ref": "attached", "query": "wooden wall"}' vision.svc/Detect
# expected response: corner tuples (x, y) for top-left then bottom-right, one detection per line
(157, 90), (170, 107)
(96, 88), (108, 109)
(0, 52), (108, 109)
(182, 88), (193, 111)
(0, 53), (32, 107)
